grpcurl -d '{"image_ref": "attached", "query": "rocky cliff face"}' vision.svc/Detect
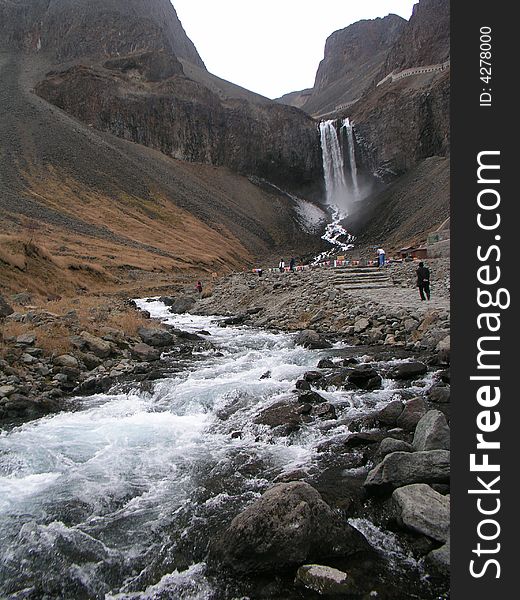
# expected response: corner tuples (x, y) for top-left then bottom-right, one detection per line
(303, 15), (406, 116)
(2, 0), (322, 197)
(380, 0), (450, 78)
(0, 0), (205, 67)
(348, 0), (450, 181)
(35, 55), (322, 193)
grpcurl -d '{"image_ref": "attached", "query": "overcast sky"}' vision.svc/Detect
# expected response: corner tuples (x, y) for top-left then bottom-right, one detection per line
(173, 0), (417, 99)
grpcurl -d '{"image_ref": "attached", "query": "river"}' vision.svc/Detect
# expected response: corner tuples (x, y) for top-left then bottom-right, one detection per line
(0, 300), (438, 599)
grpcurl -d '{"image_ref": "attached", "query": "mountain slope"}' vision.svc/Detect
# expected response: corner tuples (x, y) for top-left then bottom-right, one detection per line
(0, 51), (320, 295)
(1, 0), (323, 199)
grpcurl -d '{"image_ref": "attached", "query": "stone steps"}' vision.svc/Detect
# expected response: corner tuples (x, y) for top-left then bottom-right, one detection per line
(335, 282), (395, 290)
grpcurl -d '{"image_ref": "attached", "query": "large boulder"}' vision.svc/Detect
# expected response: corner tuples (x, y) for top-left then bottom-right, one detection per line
(130, 342), (161, 362)
(392, 484), (450, 543)
(413, 410), (450, 451)
(426, 537), (450, 574)
(210, 482), (370, 573)
(365, 450), (450, 494)
(376, 400), (404, 425)
(396, 397), (428, 431)
(294, 330), (332, 350)
(376, 437), (413, 460)
(347, 365), (382, 390)
(428, 385), (451, 404)
(387, 361), (427, 380)
(254, 400), (306, 432)
(168, 297), (196, 314)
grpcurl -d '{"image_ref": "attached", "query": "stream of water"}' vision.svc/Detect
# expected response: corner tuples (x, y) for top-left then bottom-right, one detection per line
(0, 301), (437, 599)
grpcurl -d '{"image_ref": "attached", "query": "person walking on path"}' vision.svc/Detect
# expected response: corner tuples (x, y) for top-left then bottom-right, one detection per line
(377, 248), (386, 267)
(289, 257), (296, 272)
(279, 259), (285, 273)
(416, 262), (431, 301)
(196, 281), (203, 296)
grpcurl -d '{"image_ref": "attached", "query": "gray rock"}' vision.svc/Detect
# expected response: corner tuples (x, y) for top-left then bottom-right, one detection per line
(169, 296), (196, 314)
(79, 332), (112, 358)
(396, 397), (428, 431)
(210, 482), (370, 573)
(365, 450), (450, 493)
(294, 330), (332, 350)
(54, 354), (80, 369)
(376, 400), (404, 425)
(426, 537), (450, 574)
(138, 327), (175, 347)
(0, 295), (14, 319)
(347, 366), (382, 390)
(413, 410), (450, 451)
(130, 343), (161, 362)
(377, 437), (413, 460)
(254, 400), (305, 432)
(387, 361), (427, 380)
(353, 318), (370, 333)
(0, 385), (16, 397)
(392, 484), (450, 542)
(16, 334), (36, 346)
(295, 565), (356, 596)
(429, 385), (450, 404)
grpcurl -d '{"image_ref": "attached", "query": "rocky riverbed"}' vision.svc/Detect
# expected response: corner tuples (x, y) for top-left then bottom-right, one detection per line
(0, 261), (451, 598)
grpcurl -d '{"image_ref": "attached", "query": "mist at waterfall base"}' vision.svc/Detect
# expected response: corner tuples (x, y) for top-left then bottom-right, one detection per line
(0, 302), (444, 599)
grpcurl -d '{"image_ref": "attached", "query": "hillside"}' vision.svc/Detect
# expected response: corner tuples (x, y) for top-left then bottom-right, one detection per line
(0, 51), (321, 296)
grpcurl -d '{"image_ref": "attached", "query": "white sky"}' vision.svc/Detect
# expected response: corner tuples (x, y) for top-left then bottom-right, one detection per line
(172, 0), (418, 99)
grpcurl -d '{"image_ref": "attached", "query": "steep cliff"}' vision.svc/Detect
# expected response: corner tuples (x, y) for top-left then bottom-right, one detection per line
(2, 0), (322, 198)
(348, 0), (450, 181)
(35, 55), (322, 195)
(379, 0), (450, 78)
(302, 15), (406, 116)
(0, 0), (205, 67)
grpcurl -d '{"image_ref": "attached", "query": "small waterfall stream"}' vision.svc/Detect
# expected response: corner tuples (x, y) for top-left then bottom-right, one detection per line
(342, 117), (360, 199)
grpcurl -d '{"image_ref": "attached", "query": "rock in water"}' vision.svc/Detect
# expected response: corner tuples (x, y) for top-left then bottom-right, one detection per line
(387, 361), (427, 380)
(392, 484), (450, 542)
(210, 482), (370, 573)
(365, 450), (450, 494)
(295, 565), (357, 596)
(426, 537), (451, 574)
(169, 297), (196, 314)
(294, 330), (332, 349)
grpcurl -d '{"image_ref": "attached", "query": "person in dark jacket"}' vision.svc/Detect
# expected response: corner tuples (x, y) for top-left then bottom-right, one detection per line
(416, 262), (431, 300)
(289, 257), (296, 272)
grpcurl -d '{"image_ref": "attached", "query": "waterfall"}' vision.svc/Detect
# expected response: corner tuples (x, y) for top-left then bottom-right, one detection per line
(342, 117), (360, 199)
(319, 120), (350, 218)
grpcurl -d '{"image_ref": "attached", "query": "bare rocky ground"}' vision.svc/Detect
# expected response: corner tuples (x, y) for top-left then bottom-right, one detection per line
(194, 258), (450, 356)
(0, 292), (213, 425)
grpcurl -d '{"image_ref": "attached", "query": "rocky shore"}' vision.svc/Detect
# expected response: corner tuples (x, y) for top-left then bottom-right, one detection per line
(0, 293), (211, 424)
(192, 259), (451, 595)
(195, 258), (450, 357)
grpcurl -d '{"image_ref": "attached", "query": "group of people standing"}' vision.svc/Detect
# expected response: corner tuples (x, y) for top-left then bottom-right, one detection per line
(279, 258), (296, 273)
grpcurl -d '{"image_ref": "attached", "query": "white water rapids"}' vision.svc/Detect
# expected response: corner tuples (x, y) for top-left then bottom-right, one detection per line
(0, 301), (435, 599)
